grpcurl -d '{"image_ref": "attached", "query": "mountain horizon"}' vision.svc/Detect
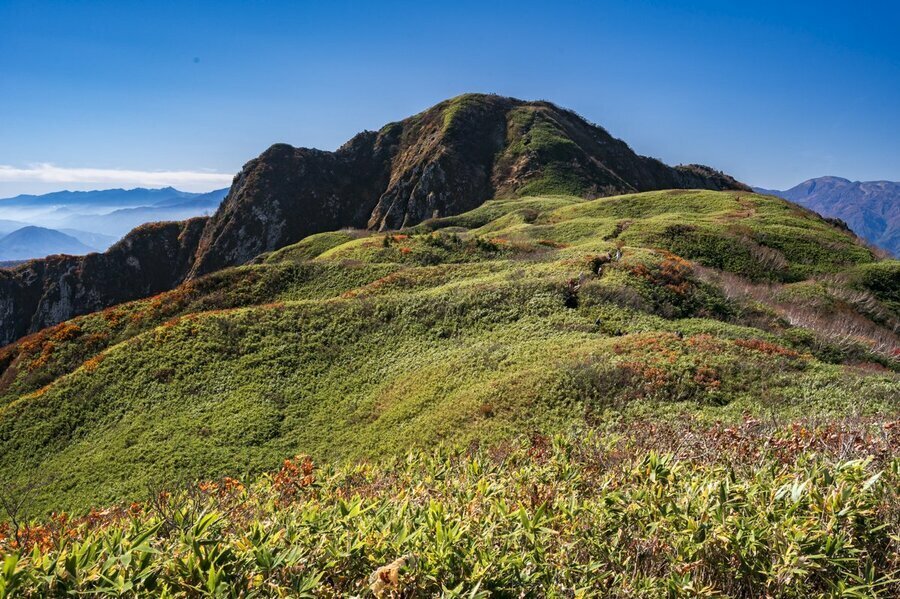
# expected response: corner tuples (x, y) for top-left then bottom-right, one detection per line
(754, 176), (900, 257)
(0, 186), (229, 249)
(0, 186), (221, 206)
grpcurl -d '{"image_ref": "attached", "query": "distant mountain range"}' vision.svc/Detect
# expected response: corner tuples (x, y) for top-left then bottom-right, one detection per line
(0, 226), (97, 261)
(0, 186), (228, 262)
(0, 187), (201, 208)
(754, 177), (899, 256)
(0, 186), (228, 241)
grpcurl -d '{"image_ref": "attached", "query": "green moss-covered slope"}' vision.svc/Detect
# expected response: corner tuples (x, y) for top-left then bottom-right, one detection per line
(0, 190), (896, 512)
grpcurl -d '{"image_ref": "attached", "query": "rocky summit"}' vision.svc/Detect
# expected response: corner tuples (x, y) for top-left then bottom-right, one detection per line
(0, 94), (747, 346)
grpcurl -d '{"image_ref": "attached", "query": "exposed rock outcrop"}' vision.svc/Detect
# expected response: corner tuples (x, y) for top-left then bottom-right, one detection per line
(191, 95), (748, 277)
(0, 218), (206, 344)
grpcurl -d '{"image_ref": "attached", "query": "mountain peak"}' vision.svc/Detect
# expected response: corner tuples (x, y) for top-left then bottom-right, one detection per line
(0, 225), (97, 261)
(189, 94), (748, 276)
(10, 225), (49, 234)
(801, 176), (852, 185)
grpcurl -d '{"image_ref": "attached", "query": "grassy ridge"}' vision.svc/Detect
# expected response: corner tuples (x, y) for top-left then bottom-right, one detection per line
(0, 191), (896, 515)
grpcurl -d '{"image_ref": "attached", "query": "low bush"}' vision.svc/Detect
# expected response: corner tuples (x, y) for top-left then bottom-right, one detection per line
(1, 429), (897, 597)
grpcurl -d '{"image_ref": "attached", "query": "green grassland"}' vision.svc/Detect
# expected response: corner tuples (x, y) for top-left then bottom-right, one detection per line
(0, 190), (897, 520)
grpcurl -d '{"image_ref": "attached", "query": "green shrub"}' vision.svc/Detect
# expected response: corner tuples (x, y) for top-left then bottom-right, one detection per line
(1, 430), (897, 597)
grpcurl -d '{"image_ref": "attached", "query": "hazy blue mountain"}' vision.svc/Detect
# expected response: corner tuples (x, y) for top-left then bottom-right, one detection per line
(0, 226), (97, 261)
(58, 229), (119, 251)
(0, 219), (31, 236)
(0, 187), (229, 239)
(754, 177), (900, 256)
(151, 188), (228, 209)
(0, 187), (199, 208)
(64, 204), (219, 237)
(60, 188), (227, 237)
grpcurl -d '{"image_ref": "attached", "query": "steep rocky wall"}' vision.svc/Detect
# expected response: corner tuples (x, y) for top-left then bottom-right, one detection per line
(0, 218), (206, 344)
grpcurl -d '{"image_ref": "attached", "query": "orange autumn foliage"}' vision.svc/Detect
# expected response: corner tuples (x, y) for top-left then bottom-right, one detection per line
(734, 338), (800, 358)
(273, 455), (315, 505)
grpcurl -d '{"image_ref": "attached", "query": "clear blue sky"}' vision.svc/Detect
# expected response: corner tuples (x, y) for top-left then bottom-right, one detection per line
(1, 0), (898, 195)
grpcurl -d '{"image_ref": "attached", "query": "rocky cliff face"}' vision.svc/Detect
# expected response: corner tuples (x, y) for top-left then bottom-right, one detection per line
(0, 94), (748, 345)
(0, 219), (206, 344)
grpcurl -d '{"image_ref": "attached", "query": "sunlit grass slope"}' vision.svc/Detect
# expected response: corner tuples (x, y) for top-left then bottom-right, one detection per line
(0, 190), (896, 513)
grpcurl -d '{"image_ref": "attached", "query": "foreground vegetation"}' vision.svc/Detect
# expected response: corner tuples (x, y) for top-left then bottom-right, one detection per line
(2, 422), (899, 597)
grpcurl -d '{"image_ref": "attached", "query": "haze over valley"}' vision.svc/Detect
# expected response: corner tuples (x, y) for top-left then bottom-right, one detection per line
(0, 187), (227, 261)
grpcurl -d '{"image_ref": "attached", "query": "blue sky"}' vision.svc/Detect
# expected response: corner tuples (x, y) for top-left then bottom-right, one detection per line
(1, 0), (898, 195)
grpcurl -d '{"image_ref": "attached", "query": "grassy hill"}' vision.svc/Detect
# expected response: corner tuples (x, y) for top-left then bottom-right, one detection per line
(0, 189), (898, 595)
(0, 94), (747, 348)
(0, 189), (896, 516)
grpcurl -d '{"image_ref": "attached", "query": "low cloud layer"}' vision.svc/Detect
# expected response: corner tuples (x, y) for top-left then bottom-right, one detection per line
(0, 164), (233, 194)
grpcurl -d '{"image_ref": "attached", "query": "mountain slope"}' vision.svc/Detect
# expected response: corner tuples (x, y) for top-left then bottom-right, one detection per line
(0, 226), (96, 261)
(0, 219), (207, 344)
(755, 177), (900, 256)
(190, 94), (747, 276)
(0, 94), (747, 346)
(0, 219), (31, 236)
(0, 189), (894, 513)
